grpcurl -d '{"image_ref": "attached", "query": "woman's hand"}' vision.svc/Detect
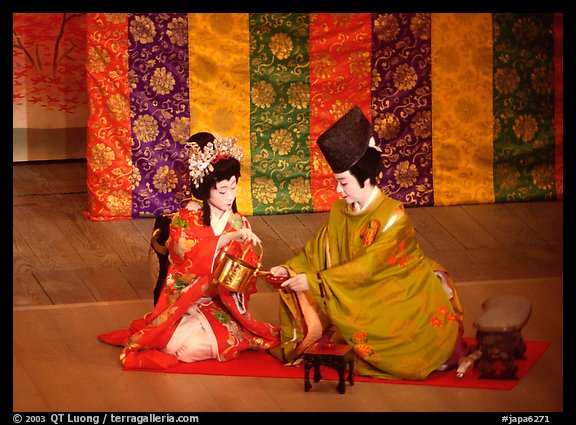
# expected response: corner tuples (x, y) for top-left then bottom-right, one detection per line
(280, 273), (309, 292)
(233, 228), (261, 246)
(218, 228), (261, 251)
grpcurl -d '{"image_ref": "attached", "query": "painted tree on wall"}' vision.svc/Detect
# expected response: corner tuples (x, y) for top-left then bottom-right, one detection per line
(13, 13), (87, 115)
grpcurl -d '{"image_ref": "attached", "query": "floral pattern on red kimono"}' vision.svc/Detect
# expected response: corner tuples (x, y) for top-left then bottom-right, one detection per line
(98, 205), (279, 369)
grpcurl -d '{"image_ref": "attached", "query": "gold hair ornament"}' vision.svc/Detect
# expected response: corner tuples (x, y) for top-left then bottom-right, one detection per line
(187, 134), (244, 187)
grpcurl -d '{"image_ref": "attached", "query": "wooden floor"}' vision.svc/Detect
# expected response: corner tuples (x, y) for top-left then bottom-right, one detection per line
(12, 159), (565, 413)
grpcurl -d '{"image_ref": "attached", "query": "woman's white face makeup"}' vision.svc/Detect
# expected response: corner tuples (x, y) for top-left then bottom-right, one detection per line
(209, 176), (238, 213)
(334, 171), (371, 206)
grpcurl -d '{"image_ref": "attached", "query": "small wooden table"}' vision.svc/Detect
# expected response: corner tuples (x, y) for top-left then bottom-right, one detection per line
(303, 342), (354, 394)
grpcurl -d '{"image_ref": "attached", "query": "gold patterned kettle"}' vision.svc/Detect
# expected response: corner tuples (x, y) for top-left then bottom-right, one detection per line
(212, 243), (265, 293)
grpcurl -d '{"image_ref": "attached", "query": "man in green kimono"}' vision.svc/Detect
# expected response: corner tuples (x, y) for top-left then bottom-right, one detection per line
(270, 106), (465, 380)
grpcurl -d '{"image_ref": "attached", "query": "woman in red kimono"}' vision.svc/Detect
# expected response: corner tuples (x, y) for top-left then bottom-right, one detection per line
(98, 132), (279, 369)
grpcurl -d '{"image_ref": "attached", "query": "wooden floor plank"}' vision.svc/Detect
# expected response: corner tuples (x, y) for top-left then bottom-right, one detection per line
(426, 248), (490, 283)
(425, 205), (501, 249)
(294, 211), (328, 235)
(13, 196), (88, 272)
(506, 244), (563, 278)
(42, 159), (87, 194)
(407, 206), (465, 251)
(52, 217), (124, 269)
(12, 166), (26, 196)
(59, 194), (137, 268)
(504, 201), (564, 244)
(12, 354), (50, 411)
(261, 214), (317, 256)
(189, 375), (282, 412)
(12, 160), (87, 195)
(130, 217), (156, 242)
(33, 270), (97, 305)
(462, 203), (547, 247)
(13, 307), (105, 411)
(12, 162), (53, 195)
(12, 224), (42, 276)
(246, 215), (295, 272)
(13, 272), (52, 307)
(118, 263), (158, 300)
(433, 242), (562, 283)
(463, 246), (540, 281)
(144, 374), (226, 412)
(99, 220), (151, 265)
(76, 266), (141, 302)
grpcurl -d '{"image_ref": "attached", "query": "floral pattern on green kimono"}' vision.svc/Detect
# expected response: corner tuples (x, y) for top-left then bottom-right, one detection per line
(274, 190), (464, 380)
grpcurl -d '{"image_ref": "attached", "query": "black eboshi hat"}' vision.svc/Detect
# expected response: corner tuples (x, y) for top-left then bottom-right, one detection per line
(316, 106), (371, 173)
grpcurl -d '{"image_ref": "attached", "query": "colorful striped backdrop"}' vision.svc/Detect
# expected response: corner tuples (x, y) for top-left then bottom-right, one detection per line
(84, 13), (563, 220)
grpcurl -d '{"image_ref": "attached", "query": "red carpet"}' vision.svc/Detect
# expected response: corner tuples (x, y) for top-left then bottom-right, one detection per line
(125, 338), (549, 391)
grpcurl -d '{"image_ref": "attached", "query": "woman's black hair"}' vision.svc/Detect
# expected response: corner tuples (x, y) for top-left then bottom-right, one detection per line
(188, 132), (242, 226)
(348, 146), (381, 188)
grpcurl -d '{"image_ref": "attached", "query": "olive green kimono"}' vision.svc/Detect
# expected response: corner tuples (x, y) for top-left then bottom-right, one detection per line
(272, 190), (464, 380)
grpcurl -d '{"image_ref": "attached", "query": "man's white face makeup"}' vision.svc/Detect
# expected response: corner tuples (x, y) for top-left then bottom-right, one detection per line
(334, 171), (372, 207)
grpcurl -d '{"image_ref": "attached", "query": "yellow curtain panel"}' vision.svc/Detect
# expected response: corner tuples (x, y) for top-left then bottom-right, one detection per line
(431, 13), (494, 206)
(80, 13), (563, 220)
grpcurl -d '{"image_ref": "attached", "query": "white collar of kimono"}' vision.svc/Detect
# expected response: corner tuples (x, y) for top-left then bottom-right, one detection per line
(210, 208), (231, 236)
(353, 185), (380, 213)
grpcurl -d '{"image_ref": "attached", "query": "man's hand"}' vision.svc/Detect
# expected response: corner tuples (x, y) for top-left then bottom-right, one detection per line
(280, 273), (309, 292)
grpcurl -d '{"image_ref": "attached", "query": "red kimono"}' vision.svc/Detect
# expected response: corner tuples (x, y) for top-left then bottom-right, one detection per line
(98, 202), (279, 369)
